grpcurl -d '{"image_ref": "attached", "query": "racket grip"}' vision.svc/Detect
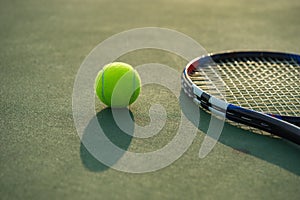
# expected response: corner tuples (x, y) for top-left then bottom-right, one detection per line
(226, 105), (300, 145)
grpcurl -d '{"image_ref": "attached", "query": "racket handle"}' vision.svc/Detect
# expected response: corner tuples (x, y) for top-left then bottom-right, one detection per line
(226, 105), (300, 145)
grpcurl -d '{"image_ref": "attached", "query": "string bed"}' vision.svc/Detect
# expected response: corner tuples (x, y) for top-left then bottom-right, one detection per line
(189, 56), (300, 135)
(190, 56), (300, 116)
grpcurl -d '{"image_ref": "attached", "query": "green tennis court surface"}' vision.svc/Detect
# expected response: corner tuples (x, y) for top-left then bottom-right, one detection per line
(1, 0), (299, 199)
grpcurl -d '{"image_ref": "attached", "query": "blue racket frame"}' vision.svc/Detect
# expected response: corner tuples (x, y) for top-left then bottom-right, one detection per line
(182, 51), (300, 145)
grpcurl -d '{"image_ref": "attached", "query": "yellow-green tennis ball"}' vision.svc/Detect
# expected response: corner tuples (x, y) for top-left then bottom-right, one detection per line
(95, 62), (141, 108)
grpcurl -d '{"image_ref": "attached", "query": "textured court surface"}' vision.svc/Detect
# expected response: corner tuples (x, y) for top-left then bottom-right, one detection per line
(0, 0), (299, 199)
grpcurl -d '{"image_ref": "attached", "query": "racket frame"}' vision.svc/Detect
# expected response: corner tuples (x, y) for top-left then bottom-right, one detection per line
(182, 51), (300, 145)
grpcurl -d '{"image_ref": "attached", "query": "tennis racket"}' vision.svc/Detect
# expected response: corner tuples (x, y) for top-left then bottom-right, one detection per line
(181, 51), (300, 145)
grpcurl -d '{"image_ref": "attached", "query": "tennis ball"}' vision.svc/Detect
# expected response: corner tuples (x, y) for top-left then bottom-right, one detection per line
(95, 62), (141, 108)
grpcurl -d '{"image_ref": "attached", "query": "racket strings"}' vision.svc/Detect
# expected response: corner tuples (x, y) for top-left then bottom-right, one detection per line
(190, 56), (300, 116)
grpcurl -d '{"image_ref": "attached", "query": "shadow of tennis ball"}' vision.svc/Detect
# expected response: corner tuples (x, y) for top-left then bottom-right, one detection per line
(80, 108), (133, 172)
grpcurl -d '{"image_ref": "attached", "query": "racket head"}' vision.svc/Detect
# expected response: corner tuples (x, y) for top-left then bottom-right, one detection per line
(182, 50), (300, 141)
